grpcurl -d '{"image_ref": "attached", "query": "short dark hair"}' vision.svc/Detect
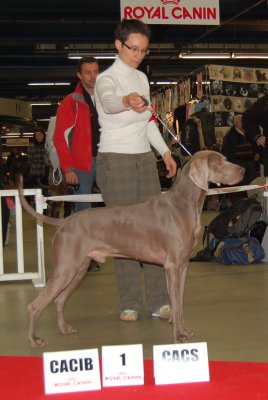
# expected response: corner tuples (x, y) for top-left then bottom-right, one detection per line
(114, 18), (151, 43)
(77, 56), (99, 73)
(33, 127), (46, 135)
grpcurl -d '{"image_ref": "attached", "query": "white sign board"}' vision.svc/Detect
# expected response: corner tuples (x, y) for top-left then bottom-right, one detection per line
(43, 349), (101, 394)
(153, 342), (210, 385)
(102, 344), (144, 387)
(121, 0), (220, 25)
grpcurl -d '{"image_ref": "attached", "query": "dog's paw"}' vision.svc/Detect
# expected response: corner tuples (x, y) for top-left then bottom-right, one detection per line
(176, 328), (194, 343)
(29, 337), (48, 348)
(59, 323), (77, 335)
(177, 334), (191, 343)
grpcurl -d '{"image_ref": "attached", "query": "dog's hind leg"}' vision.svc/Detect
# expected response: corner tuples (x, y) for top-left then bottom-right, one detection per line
(28, 258), (88, 347)
(54, 259), (89, 335)
(28, 287), (60, 348)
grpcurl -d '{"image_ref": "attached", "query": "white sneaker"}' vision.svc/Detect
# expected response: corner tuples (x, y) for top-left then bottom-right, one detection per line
(120, 310), (138, 322)
(152, 305), (172, 319)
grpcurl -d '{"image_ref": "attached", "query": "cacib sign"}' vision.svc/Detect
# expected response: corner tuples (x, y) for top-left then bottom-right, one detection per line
(120, 0), (220, 25)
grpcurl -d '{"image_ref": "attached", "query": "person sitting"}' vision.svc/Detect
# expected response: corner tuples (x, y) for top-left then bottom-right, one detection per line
(221, 114), (259, 185)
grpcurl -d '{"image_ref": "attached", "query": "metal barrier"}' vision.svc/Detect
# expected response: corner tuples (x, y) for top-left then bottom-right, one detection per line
(0, 188), (46, 287)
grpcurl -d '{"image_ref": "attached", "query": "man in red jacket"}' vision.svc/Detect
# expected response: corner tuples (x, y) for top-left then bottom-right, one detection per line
(54, 56), (101, 271)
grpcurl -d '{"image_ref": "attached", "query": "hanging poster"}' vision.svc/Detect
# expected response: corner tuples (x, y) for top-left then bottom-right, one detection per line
(208, 64), (268, 145)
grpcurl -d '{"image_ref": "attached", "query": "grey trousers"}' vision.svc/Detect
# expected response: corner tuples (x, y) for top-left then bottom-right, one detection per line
(96, 151), (170, 313)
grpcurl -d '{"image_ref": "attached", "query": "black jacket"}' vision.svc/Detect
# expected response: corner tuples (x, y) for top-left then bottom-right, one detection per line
(243, 94), (268, 143)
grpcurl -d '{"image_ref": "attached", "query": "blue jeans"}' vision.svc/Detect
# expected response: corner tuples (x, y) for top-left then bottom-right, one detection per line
(74, 157), (97, 212)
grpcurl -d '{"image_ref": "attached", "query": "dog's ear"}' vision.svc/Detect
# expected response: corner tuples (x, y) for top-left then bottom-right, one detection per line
(189, 158), (209, 191)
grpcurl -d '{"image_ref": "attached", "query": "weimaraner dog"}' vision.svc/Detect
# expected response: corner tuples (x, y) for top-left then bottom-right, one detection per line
(18, 150), (244, 348)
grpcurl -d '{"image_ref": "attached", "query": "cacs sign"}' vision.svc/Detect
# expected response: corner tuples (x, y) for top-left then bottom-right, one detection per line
(120, 0), (220, 25)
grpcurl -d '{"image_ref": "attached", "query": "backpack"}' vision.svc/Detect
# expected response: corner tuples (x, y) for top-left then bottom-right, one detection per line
(209, 236), (265, 265)
(203, 194), (263, 246)
(191, 195), (265, 264)
(45, 116), (63, 185)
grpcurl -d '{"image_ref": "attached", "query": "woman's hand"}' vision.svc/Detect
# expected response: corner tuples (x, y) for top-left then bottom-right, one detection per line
(123, 93), (148, 113)
(164, 151), (177, 178)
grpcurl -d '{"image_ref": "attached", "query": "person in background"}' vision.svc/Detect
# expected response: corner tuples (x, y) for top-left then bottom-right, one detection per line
(0, 163), (10, 246)
(28, 128), (49, 189)
(54, 56), (101, 272)
(243, 93), (268, 175)
(5, 147), (28, 185)
(95, 18), (177, 322)
(221, 114), (259, 185)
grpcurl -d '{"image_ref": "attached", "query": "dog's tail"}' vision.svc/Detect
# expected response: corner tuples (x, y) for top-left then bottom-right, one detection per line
(17, 175), (63, 228)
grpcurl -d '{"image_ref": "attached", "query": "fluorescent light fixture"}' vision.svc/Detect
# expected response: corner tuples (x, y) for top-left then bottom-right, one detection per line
(30, 102), (52, 106)
(36, 118), (51, 122)
(1, 133), (21, 138)
(179, 52), (268, 60)
(28, 82), (70, 86)
(232, 53), (268, 59)
(68, 53), (117, 60)
(3, 132), (34, 137)
(150, 81), (177, 85)
(94, 55), (117, 60)
(2, 135), (20, 139)
(179, 52), (231, 59)
(195, 81), (211, 85)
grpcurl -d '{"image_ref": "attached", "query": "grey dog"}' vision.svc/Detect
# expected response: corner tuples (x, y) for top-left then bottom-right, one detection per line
(18, 150), (244, 348)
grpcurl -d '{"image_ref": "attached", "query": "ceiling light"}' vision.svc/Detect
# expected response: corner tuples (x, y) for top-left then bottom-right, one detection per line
(150, 81), (177, 85)
(68, 53), (117, 60)
(195, 81), (211, 85)
(232, 53), (268, 59)
(28, 82), (70, 86)
(1, 133), (21, 137)
(30, 102), (52, 106)
(179, 52), (268, 60)
(179, 52), (231, 59)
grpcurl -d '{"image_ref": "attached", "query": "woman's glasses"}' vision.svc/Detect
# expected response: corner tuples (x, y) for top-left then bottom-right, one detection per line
(122, 42), (150, 56)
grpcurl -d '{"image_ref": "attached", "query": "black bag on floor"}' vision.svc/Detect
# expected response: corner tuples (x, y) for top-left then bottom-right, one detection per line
(250, 220), (267, 244)
(191, 194), (264, 263)
(209, 236), (265, 265)
(190, 246), (215, 262)
(203, 194), (262, 245)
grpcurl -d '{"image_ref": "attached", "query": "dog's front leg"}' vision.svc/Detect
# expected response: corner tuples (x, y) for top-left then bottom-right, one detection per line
(165, 262), (193, 343)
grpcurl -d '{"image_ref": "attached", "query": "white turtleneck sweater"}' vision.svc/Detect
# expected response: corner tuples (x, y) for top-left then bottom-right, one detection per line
(95, 57), (169, 157)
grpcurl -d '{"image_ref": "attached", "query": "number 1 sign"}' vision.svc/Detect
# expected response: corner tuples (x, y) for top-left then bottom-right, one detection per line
(102, 344), (144, 387)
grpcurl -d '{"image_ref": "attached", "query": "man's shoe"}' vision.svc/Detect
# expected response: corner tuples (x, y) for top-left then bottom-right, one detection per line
(152, 305), (172, 319)
(88, 260), (100, 272)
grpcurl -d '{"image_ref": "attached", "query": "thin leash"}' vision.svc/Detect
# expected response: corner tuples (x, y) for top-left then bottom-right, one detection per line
(207, 183), (268, 195)
(142, 97), (193, 157)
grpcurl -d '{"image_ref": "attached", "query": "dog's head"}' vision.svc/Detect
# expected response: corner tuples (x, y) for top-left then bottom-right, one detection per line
(189, 151), (245, 191)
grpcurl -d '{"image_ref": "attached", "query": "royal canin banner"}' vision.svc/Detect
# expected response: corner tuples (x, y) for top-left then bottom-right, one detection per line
(120, 0), (220, 25)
